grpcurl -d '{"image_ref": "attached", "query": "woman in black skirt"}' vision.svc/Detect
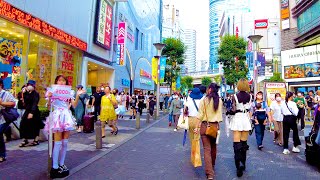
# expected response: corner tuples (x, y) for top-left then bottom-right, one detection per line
(19, 80), (42, 147)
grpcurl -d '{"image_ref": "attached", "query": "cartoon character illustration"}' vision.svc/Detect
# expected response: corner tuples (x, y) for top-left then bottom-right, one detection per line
(0, 38), (22, 65)
(26, 69), (34, 81)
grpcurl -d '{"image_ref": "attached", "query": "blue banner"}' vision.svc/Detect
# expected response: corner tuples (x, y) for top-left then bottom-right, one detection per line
(176, 76), (181, 89)
(257, 52), (266, 77)
(160, 57), (167, 83)
(246, 52), (254, 81)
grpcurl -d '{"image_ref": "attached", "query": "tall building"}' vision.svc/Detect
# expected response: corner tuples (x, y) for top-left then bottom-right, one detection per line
(162, 0), (183, 40)
(281, 0), (320, 93)
(196, 59), (209, 72)
(183, 29), (197, 73)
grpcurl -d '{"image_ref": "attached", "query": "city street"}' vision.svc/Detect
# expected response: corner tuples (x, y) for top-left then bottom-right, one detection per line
(66, 113), (319, 180)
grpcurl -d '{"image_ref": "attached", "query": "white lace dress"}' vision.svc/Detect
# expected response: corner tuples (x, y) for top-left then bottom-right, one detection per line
(229, 94), (252, 131)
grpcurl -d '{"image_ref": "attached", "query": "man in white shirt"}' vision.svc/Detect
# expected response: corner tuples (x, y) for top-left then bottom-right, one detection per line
(280, 92), (301, 155)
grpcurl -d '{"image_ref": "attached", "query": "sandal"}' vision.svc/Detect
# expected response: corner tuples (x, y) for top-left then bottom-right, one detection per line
(0, 157), (6, 162)
(114, 128), (119, 135)
(19, 140), (29, 147)
(31, 141), (40, 146)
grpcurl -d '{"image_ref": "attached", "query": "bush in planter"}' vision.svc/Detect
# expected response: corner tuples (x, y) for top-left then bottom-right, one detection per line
(39, 106), (50, 121)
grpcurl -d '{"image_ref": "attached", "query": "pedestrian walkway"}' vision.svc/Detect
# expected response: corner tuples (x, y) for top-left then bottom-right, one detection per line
(67, 114), (320, 180)
(0, 110), (159, 180)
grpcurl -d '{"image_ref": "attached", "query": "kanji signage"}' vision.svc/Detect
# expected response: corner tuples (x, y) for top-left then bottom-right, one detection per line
(117, 22), (126, 66)
(94, 0), (113, 50)
(0, 0), (87, 51)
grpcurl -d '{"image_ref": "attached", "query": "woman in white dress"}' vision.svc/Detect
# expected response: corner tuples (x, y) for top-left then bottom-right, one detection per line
(229, 79), (252, 177)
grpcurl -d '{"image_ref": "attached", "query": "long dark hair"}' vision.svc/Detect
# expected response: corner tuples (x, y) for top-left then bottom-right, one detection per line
(206, 83), (220, 111)
(54, 75), (69, 85)
(285, 92), (294, 102)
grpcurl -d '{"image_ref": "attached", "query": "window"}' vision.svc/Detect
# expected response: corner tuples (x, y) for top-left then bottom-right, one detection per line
(135, 28), (139, 50)
(141, 33), (144, 50)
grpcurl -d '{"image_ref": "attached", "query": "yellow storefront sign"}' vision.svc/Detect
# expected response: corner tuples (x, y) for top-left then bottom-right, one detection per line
(152, 57), (158, 84)
(265, 82), (287, 106)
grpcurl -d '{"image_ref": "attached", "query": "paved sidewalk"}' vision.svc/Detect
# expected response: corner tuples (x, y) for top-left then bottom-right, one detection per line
(67, 114), (319, 180)
(0, 110), (162, 180)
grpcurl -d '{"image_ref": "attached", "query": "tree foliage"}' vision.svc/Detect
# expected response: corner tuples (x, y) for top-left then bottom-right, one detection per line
(181, 76), (194, 91)
(201, 76), (213, 87)
(268, 72), (285, 82)
(213, 75), (222, 85)
(162, 38), (186, 89)
(217, 35), (248, 87)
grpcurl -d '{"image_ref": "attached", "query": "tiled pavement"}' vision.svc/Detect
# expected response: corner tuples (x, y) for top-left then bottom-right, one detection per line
(0, 110), (161, 180)
(67, 113), (320, 180)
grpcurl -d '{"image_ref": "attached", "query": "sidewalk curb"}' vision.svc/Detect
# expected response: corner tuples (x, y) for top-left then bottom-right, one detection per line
(65, 114), (168, 179)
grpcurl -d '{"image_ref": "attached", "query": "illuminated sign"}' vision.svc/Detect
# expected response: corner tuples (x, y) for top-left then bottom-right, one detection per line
(281, 0), (289, 8)
(140, 78), (152, 86)
(0, 0), (87, 51)
(117, 22), (126, 66)
(140, 69), (151, 78)
(94, 0), (113, 50)
(254, 19), (268, 29)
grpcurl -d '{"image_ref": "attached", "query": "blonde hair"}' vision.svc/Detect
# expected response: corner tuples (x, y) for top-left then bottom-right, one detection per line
(237, 78), (250, 92)
(317, 90), (320, 96)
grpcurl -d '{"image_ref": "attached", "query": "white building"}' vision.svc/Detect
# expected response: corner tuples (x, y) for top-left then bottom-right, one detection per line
(162, 0), (183, 40)
(183, 29), (197, 73)
(196, 59), (209, 72)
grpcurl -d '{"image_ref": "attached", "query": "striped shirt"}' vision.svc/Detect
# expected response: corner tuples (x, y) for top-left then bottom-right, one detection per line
(0, 90), (16, 124)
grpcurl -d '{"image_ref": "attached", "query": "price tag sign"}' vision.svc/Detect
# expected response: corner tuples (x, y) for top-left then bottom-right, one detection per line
(51, 85), (72, 100)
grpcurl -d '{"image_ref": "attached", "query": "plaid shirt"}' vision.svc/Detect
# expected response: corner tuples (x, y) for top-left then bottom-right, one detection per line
(0, 90), (16, 124)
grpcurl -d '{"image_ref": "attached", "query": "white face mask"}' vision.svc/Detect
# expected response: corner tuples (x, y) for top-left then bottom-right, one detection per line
(276, 97), (282, 102)
(100, 88), (104, 91)
(27, 85), (34, 91)
(297, 93), (302, 96)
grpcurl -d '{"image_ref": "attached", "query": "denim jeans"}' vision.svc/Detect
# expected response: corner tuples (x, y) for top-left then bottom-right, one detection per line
(254, 123), (265, 146)
(0, 122), (10, 158)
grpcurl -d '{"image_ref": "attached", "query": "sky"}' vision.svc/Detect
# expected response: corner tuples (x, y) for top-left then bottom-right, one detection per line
(176, 0), (280, 62)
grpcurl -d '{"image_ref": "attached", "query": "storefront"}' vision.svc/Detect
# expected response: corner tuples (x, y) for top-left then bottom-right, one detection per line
(281, 44), (320, 93)
(0, 1), (87, 106)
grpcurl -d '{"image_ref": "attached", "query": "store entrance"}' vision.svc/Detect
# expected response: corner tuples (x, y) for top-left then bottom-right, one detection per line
(292, 85), (320, 94)
(87, 62), (113, 93)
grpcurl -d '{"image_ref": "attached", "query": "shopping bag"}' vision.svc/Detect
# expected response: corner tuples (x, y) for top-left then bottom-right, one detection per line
(177, 114), (189, 130)
(191, 139), (202, 167)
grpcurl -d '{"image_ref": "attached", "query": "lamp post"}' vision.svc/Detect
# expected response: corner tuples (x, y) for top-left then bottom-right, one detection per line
(153, 43), (166, 117)
(247, 35), (263, 95)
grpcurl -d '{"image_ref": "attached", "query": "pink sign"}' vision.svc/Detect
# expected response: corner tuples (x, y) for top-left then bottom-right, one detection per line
(118, 22), (126, 44)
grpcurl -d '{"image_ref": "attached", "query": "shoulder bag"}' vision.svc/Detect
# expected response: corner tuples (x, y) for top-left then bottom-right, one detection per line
(204, 99), (218, 138)
(0, 92), (19, 123)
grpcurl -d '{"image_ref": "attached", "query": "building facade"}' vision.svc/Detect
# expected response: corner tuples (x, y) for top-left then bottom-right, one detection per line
(183, 29), (196, 73)
(281, 0), (320, 93)
(1, 0), (118, 106)
(112, 0), (161, 94)
(162, 0), (183, 40)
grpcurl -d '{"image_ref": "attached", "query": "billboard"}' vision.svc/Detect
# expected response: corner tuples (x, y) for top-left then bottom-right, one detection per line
(284, 64), (305, 79)
(254, 19), (268, 29)
(265, 82), (286, 106)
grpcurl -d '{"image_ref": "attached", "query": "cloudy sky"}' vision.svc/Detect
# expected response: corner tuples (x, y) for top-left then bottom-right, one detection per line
(175, 0), (280, 61)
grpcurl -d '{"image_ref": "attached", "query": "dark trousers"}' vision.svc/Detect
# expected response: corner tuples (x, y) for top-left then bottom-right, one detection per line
(297, 108), (305, 130)
(200, 122), (217, 178)
(254, 123), (265, 146)
(138, 103), (144, 115)
(0, 122), (10, 158)
(94, 106), (101, 121)
(160, 102), (164, 110)
(283, 115), (301, 149)
(149, 109), (154, 116)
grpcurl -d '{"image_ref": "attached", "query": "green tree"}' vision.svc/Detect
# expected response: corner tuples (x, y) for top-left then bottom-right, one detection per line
(213, 75), (222, 85)
(269, 72), (285, 82)
(162, 38), (186, 92)
(217, 34), (248, 89)
(201, 76), (212, 87)
(181, 76), (194, 91)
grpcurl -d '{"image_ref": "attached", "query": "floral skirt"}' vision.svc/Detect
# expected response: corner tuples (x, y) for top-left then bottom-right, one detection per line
(44, 108), (76, 133)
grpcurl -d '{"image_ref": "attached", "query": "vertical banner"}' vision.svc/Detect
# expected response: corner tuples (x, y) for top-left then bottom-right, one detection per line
(172, 81), (176, 91)
(257, 52), (266, 82)
(246, 52), (254, 81)
(159, 57), (167, 83)
(117, 22), (126, 66)
(152, 57), (158, 84)
(176, 76), (181, 90)
(265, 82), (286, 106)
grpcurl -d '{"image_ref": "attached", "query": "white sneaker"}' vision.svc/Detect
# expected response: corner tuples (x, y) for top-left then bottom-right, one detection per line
(283, 149), (290, 155)
(292, 146), (300, 153)
(174, 128), (177, 132)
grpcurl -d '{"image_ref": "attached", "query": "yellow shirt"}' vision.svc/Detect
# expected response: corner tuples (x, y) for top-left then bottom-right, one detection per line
(196, 97), (223, 122)
(100, 94), (117, 121)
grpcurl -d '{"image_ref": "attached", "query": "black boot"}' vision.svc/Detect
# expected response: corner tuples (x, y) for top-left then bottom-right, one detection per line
(233, 142), (243, 177)
(240, 140), (249, 171)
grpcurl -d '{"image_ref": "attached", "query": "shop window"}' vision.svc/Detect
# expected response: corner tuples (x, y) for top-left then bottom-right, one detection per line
(57, 44), (81, 88)
(27, 32), (57, 106)
(0, 18), (28, 96)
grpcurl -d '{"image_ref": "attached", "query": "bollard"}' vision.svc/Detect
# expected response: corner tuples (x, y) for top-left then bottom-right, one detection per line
(95, 121), (102, 149)
(136, 113), (140, 129)
(153, 110), (157, 120)
(146, 113), (150, 123)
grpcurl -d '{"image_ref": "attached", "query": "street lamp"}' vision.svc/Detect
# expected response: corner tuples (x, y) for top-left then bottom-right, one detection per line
(247, 35), (263, 95)
(153, 43), (166, 117)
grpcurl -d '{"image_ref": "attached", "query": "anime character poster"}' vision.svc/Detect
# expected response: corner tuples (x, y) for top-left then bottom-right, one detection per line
(0, 38), (22, 89)
(305, 63), (320, 77)
(284, 64), (305, 79)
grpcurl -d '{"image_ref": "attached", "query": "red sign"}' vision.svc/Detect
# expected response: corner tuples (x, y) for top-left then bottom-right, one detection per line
(0, 0), (87, 51)
(94, 0), (113, 50)
(254, 19), (268, 29)
(118, 22), (126, 44)
(140, 69), (151, 78)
